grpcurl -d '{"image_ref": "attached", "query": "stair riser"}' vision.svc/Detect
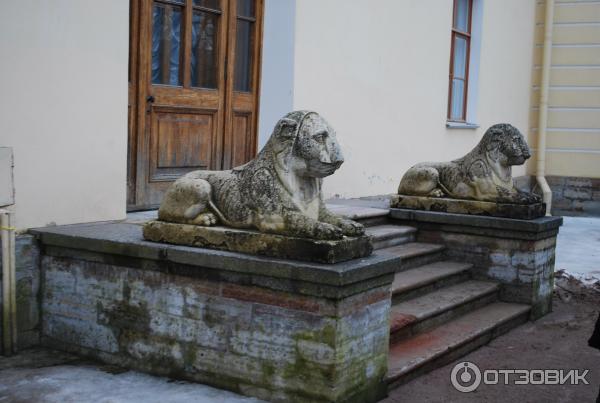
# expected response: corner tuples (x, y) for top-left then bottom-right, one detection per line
(390, 290), (499, 345)
(397, 251), (444, 272)
(387, 309), (530, 390)
(392, 271), (471, 304)
(372, 234), (416, 250)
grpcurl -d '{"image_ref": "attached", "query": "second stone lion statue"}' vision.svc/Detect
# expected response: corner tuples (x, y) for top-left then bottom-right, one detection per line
(398, 123), (541, 204)
(158, 110), (365, 240)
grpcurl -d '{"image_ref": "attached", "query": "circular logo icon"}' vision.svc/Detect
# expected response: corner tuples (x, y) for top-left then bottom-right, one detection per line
(451, 361), (482, 393)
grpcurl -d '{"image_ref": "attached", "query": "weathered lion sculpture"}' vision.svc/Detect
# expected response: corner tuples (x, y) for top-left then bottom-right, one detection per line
(158, 110), (365, 240)
(397, 123), (541, 204)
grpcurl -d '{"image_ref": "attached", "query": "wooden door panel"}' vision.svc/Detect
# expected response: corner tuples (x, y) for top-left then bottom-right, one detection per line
(224, 111), (252, 168)
(149, 107), (216, 180)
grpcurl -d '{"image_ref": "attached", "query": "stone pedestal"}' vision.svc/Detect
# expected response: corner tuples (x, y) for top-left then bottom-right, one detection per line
(391, 194), (545, 220)
(389, 209), (562, 319)
(32, 222), (398, 402)
(143, 221), (372, 264)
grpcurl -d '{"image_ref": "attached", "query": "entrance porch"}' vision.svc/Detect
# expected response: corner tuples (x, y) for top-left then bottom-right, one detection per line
(24, 200), (561, 402)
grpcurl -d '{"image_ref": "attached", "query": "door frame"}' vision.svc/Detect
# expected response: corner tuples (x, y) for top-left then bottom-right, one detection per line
(127, 0), (264, 211)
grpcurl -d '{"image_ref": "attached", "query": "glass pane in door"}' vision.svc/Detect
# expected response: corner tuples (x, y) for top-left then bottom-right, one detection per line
(194, 0), (220, 9)
(191, 11), (219, 88)
(234, 20), (252, 92)
(237, 0), (255, 17)
(234, 1), (255, 92)
(152, 3), (183, 86)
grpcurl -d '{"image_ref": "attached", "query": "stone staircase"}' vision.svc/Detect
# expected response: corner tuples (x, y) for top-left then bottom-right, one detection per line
(348, 206), (531, 393)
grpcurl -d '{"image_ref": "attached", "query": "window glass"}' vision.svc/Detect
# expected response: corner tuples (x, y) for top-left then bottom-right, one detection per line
(454, 0), (470, 32)
(450, 79), (465, 120)
(152, 3), (183, 86)
(191, 11), (219, 88)
(233, 1), (254, 93)
(453, 36), (467, 79)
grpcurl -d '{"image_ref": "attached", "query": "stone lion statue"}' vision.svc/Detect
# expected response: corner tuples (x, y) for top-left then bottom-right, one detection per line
(157, 110), (365, 240)
(397, 123), (541, 204)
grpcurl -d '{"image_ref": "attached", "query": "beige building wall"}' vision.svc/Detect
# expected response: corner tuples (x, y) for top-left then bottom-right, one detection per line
(0, 1), (129, 229)
(293, 0), (538, 198)
(529, 0), (600, 178)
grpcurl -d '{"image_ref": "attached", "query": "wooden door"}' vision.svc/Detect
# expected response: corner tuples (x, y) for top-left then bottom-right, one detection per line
(128, 0), (263, 210)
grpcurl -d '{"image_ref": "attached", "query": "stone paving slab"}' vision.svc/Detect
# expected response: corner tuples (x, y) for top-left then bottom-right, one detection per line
(30, 222), (399, 288)
(390, 208), (562, 233)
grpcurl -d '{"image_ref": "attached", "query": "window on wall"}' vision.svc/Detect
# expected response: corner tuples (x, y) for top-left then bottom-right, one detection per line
(448, 0), (473, 122)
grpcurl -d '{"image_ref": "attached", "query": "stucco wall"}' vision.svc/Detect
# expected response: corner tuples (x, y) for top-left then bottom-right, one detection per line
(257, 0), (296, 148)
(293, 0), (537, 198)
(0, 0), (129, 229)
(529, 0), (600, 178)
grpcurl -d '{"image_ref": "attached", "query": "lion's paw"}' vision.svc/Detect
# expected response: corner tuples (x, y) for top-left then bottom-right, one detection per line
(314, 222), (344, 240)
(429, 189), (445, 198)
(191, 213), (217, 226)
(338, 219), (365, 237)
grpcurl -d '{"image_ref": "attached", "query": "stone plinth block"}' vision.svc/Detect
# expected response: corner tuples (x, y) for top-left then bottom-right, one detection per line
(143, 220), (373, 264)
(390, 209), (562, 319)
(391, 194), (545, 220)
(32, 222), (400, 402)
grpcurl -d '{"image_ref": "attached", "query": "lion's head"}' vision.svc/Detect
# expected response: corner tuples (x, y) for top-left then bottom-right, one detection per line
(480, 123), (531, 167)
(268, 111), (344, 178)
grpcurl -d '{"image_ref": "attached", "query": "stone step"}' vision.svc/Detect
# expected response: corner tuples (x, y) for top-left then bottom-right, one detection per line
(326, 204), (390, 227)
(386, 302), (531, 389)
(366, 225), (417, 250)
(391, 261), (473, 303)
(389, 280), (499, 344)
(378, 242), (445, 271)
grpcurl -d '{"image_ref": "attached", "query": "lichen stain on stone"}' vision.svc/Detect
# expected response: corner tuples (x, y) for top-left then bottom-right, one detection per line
(98, 299), (151, 340)
(293, 323), (336, 348)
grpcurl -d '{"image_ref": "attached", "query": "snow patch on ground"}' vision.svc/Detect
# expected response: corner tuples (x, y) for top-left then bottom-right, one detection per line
(0, 364), (264, 403)
(555, 216), (600, 286)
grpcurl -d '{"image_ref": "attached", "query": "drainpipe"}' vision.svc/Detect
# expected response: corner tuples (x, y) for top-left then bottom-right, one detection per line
(1, 209), (17, 355)
(536, 0), (554, 216)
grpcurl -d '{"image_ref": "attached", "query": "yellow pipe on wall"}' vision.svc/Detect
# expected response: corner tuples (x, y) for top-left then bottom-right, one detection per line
(1, 209), (16, 355)
(536, 0), (554, 216)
